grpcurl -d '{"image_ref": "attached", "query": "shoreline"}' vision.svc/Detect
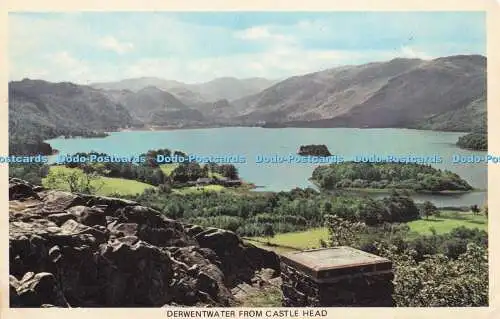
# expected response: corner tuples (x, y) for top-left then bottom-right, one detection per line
(308, 179), (480, 195)
(328, 187), (480, 195)
(113, 125), (473, 134)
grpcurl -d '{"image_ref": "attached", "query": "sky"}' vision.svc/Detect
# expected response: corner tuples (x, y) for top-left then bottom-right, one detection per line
(9, 12), (486, 84)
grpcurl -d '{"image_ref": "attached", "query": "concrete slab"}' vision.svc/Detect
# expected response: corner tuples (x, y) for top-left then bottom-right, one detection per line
(281, 246), (392, 281)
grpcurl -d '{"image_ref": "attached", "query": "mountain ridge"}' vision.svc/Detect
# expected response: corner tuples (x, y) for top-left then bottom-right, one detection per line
(91, 76), (277, 103)
(232, 54), (486, 132)
(9, 54), (487, 148)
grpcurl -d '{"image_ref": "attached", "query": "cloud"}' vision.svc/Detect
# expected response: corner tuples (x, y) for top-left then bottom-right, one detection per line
(122, 48), (408, 83)
(39, 51), (92, 83)
(234, 26), (295, 45)
(97, 36), (134, 54)
(8, 12), (485, 84)
(399, 46), (433, 59)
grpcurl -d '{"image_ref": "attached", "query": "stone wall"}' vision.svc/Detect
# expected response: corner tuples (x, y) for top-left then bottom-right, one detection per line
(280, 247), (394, 307)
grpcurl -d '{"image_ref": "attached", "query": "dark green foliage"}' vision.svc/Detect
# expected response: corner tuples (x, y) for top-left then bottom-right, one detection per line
(378, 241), (488, 307)
(59, 149), (240, 187)
(262, 223), (275, 240)
(9, 136), (54, 156)
(420, 200), (438, 219)
(457, 133), (487, 150)
(170, 162), (206, 183)
(9, 163), (50, 185)
(326, 191), (420, 225)
(311, 162), (472, 192)
(297, 144), (331, 156)
(325, 217), (488, 307)
(471, 204), (481, 215)
(63, 151), (167, 186)
(127, 188), (421, 236)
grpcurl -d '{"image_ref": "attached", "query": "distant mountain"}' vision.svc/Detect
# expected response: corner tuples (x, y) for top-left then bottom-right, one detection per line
(9, 79), (134, 138)
(91, 77), (185, 92)
(104, 86), (205, 126)
(187, 77), (277, 102)
(10, 54), (487, 149)
(233, 55), (486, 132)
(91, 77), (276, 103)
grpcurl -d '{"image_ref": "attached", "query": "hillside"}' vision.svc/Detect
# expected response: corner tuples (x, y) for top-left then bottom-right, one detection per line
(235, 55), (486, 131)
(9, 79), (134, 154)
(9, 79), (134, 133)
(104, 86), (205, 126)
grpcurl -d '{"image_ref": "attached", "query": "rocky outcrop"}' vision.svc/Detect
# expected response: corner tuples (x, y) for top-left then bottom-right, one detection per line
(9, 178), (280, 308)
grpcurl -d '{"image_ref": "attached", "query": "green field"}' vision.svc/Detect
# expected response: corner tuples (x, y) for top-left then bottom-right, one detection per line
(43, 165), (232, 197)
(407, 211), (487, 235)
(248, 211), (488, 254)
(42, 166), (155, 196)
(160, 164), (223, 179)
(247, 227), (329, 254)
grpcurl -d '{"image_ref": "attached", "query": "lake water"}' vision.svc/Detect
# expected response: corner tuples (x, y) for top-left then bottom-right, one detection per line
(46, 127), (487, 207)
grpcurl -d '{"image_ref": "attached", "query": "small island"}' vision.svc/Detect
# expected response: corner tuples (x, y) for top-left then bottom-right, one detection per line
(298, 144), (332, 157)
(311, 162), (473, 193)
(456, 133), (487, 151)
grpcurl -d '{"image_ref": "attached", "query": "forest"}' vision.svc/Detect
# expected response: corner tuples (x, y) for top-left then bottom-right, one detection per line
(56, 150), (239, 187)
(311, 162), (473, 192)
(456, 132), (487, 151)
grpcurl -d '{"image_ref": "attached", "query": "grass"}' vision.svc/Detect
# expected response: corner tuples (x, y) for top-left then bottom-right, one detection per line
(42, 166), (156, 196)
(44, 165), (244, 197)
(247, 227), (329, 254)
(160, 164), (224, 180)
(407, 210), (487, 235)
(237, 285), (283, 307)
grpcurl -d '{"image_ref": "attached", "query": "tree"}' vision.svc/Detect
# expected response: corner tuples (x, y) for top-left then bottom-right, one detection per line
(171, 164), (188, 183)
(471, 204), (481, 215)
(325, 214), (366, 247)
(420, 201), (438, 220)
(44, 168), (103, 194)
(483, 205), (488, 217)
(375, 242), (488, 307)
(219, 164), (239, 180)
(262, 223), (275, 244)
(158, 181), (172, 194)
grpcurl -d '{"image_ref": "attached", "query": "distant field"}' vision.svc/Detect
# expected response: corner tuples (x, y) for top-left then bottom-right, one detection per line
(247, 227), (329, 253)
(42, 166), (155, 196)
(159, 164), (178, 176)
(407, 211), (487, 235)
(160, 164), (223, 179)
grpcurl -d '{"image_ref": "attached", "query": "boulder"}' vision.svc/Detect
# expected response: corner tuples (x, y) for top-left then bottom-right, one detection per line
(9, 178), (40, 200)
(12, 272), (69, 307)
(8, 178), (280, 308)
(67, 205), (107, 227)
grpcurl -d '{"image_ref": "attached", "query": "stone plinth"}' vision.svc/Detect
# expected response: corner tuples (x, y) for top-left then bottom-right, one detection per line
(280, 247), (394, 307)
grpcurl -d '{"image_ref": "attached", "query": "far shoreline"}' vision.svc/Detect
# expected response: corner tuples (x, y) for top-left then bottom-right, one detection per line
(106, 124), (475, 134)
(40, 124), (476, 141)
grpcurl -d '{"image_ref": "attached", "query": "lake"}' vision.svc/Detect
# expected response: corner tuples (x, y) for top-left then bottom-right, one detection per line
(46, 127), (487, 207)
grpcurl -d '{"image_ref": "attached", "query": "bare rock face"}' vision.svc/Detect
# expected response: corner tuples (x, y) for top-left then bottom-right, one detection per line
(8, 178), (280, 308)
